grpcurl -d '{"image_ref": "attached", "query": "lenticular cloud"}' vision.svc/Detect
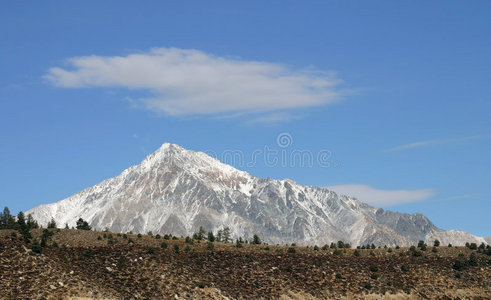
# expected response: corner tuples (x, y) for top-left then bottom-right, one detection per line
(45, 48), (342, 116)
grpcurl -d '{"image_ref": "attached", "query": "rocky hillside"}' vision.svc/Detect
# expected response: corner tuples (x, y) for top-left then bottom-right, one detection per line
(27, 143), (488, 247)
(1, 229), (490, 299)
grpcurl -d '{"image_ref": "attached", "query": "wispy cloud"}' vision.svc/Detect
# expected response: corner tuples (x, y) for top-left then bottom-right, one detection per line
(44, 48), (344, 118)
(387, 135), (488, 152)
(326, 184), (435, 207)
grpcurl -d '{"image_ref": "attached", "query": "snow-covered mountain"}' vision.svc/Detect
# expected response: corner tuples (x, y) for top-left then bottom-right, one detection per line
(27, 143), (487, 246)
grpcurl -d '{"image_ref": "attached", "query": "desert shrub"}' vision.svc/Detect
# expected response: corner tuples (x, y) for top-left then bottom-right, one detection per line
(107, 239), (117, 245)
(369, 265), (378, 272)
(409, 246), (416, 251)
(31, 240), (42, 254)
(337, 241), (345, 248)
(432, 247), (438, 253)
(103, 234), (107, 239)
(322, 244), (329, 251)
(469, 243), (478, 250)
(128, 238), (135, 244)
(198, 283), (205, 289)
(172, 236), (177, 240)
(52, 242), (58, 248)
(417, 240), (425, 248)
(117, 233), (121, 237)
(370, 274), (378, 280)
(263, 246), (270, 251)
(455, 272), (462, 278)
(364, 283), (372, 290)
(11, 232), (17, 238)
(173, 245), (180, 253)
(160, 242), (168, 249)
(235, 240), (243, 248)
(147, 231), (153, 236)
(288, 247), (296, 253)
(155, 234), (161, 239)
(453, 260), (465, 271)
(369, 251), (375, 257)
(291, 243), (297, 247)
(395, 245), (400, 250)
(433, 240), (440, 247)
(412, 250), (423, 257)
(335, 273), (342, 279)
(137, 233), (142, 239)
(313, 245), (319, 251)
(184, 245), (191, 252)
(468, 253), (478, 266)
(333, 249), (342, 255)
(185, 237), (194, 244)
(123, 234), (127, 239)
(458, 253), (465, 258)
(400, 265), (408, 272)
(147, 247), (155, 254)
(163, 234), (170, 240)
(448, 243), (452, 247)
(354, 250), (360, 256)
(83, 250), (92, 258)
(97, 236), (102, 240)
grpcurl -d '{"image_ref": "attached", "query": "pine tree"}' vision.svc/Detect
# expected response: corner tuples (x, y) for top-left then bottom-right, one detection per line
(26, 214), (39, 229)
(216, 229), (223, 242)
(17, 211), (26, 227)
(47, 218), (57, 228)
(198, 226), (206, 240)
(76, 218), (91, 230)
(252, 234), (261, 245)
(207, 231), (215, 242)
(222, 227), (231, 243)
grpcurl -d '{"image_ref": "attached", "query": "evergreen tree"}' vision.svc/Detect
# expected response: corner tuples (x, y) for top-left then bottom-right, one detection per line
(47, 218), (57, 228)
(433, 240), (440, 247)
(198, 226), (206, 240)
(26, 214), (39, 229)
(76, 218), (91, 230)
(17, 211), (26, 227)
(207, 231), (215, 242)
(1, 207), (14, 229)
(252, 234), (261, 245)
(216, 229), (223, 242)
(222, 227), (231, 243)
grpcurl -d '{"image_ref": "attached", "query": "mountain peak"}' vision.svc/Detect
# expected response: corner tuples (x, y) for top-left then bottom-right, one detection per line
(26, 142), (488, 247)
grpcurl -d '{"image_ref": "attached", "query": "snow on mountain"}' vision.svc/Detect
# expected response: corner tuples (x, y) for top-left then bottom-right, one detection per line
(27, 143), (487, 246)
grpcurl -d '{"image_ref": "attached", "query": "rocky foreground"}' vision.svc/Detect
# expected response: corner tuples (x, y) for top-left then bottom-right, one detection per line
(0, 229), (490, 299)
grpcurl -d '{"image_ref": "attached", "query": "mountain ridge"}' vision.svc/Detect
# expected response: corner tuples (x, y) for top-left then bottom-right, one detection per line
(27, 142), (488, 246)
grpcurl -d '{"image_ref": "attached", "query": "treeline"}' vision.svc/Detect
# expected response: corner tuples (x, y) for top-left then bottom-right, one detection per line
(0, 207), (40, 230)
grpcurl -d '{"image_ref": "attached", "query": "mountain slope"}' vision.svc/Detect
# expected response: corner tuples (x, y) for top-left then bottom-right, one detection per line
(27, 143), (487, 246)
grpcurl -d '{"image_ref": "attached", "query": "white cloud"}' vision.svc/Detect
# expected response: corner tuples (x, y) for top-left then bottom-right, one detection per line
(326, 184), (435, 207)
(387, 135), (488, 152)
(45, 48), (343, 117)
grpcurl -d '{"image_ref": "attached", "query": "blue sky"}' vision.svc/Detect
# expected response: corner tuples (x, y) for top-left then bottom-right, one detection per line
(1, 1), (490, 236)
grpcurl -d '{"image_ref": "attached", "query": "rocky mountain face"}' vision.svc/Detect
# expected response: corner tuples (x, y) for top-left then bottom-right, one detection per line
(27, 143), (488, 246)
